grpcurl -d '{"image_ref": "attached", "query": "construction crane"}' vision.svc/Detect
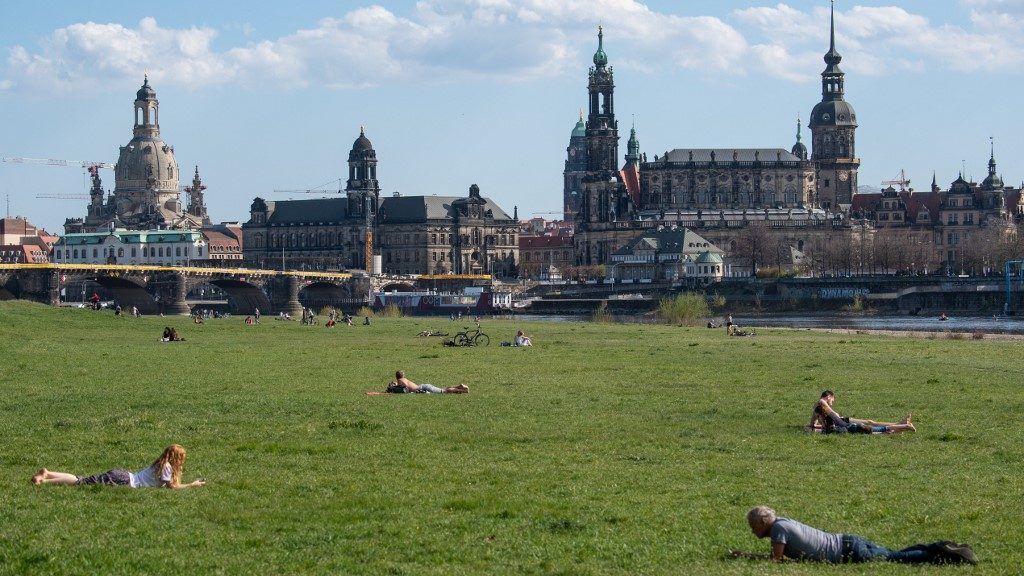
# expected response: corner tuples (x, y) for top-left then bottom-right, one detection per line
(2, 157), (114, 169)
(273, 178), (344, 195)
(36, 194), (90, 200)
(882, 169), (911, 193)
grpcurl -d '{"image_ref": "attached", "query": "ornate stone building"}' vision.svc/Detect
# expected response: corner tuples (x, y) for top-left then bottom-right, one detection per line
(64, 77), (207, 233)
(243, 132), (519, 276)
(563, 112), (587, 219)
(241, 129), (380, 270)
(572, 10), (858, 271)
(378, 185), (518, 276)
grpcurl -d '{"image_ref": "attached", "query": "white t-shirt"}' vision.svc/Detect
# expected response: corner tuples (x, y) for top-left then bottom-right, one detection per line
(130, 462), (173, 488)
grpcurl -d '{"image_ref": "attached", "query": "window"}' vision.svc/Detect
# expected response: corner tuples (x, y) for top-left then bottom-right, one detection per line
(132, 248), (137, 257)
(56, 250), (62, 259)
(92, 248), (98, 258)
(176, 247), (182, 257)
(118, 248), (124, 257)
(158, 247), (164, 257)
(198, 247), (203, 257)
(824, 179), (830, 188)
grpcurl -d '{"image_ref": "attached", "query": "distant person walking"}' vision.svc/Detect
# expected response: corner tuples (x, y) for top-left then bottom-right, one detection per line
(32, 444), (206, 489)
(254, 307), (261, 324)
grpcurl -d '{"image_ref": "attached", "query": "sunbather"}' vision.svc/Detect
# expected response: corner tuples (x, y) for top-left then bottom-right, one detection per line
(31, 444), (206, 489)
(809, 390), (915, 434)
(366, 370), (469, 395)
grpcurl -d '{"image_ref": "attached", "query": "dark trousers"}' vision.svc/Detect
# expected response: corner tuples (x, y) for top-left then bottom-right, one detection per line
(842, 534), (941, 563)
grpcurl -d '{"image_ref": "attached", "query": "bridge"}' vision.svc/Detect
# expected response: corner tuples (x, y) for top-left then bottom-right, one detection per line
(0, 263), (370, 316)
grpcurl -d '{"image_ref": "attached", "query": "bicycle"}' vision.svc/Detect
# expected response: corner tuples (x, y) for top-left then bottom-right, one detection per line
(453, 325), (490, 347)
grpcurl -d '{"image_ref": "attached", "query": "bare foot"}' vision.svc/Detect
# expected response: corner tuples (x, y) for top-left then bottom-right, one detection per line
(900, 413), (913, 425)
(907, 422), (916, 432)
(31, 468), (47, 485)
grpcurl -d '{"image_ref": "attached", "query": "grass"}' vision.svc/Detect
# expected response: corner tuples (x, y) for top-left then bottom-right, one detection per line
(1, 300), (1022, 575)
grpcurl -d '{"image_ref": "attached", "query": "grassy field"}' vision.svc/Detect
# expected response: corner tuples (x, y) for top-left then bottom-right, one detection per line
(1, 300), (1022, 575)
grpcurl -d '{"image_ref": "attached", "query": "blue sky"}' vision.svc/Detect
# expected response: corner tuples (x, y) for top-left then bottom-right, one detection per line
(1, 0), (1022, 232)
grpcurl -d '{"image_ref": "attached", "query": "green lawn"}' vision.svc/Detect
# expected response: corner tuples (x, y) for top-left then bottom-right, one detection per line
(0, 301), (1021, 575)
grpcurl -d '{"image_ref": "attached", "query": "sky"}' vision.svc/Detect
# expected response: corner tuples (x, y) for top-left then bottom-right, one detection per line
(1, 0), (1022, 233)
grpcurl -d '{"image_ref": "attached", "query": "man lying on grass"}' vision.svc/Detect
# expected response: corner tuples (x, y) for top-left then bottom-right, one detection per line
(731, 506), (976, 565)
(366, 370), (469, 395)
(808, 389), (916, 434)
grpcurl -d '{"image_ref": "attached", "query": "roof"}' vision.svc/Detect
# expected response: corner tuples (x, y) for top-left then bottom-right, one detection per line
(620, 162), (640, 204)
(267, 198), (350, 225)
(660, 148), (802, 164)
(379, 195), (514, 224)
(695, 251), (724, 264)
(520, 235), (574, 249)
(56, 230), (202, 246)
(611, 228), (723, 257)
(202, 229), (241, 248)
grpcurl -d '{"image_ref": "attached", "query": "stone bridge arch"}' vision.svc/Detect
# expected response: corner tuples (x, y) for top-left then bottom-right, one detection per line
(204, 278), (272, 315)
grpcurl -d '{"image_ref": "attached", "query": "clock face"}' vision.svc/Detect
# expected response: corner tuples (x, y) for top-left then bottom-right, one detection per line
(839, 172), (849, 182)
(570, 149), (576, 158)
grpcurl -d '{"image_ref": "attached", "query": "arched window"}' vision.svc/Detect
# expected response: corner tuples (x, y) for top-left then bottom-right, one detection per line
(167, 165), (173, 179)
(92, 248), (98, 258)
(118, 248), (124, 257)
(176, 247), (182, 257)
(72, 249), (78, 258)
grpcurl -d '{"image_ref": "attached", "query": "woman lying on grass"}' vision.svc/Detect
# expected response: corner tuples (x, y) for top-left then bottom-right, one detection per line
(366, 370), (469, 395)
(808, 390), (915, 434)
(31, 444), (206, 489)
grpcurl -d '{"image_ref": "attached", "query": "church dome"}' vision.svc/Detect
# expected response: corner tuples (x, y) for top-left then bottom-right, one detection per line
(571, 117), (586, 138)
(809, 99), (857, 128)
(114, 135), (179, 192)
(136, 76), (156, 101)
(791, 141), (808, 160)
(352, 128), (373, 152)
(593, 27), (608, 68)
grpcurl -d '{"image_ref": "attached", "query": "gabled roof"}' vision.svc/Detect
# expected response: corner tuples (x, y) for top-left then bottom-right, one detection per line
(520, 235), (574, 249)
(612, 228), (723, 257)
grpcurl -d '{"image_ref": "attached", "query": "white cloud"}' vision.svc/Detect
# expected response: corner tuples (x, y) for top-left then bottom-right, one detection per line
(3, 2), (1023, 93)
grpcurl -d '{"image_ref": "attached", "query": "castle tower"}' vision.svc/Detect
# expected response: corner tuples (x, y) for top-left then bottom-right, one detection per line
(345, 127), (381, 220)
(563, 111), (588, 220)
(809, 1), (859, 211)
(625, 122), (641, 166)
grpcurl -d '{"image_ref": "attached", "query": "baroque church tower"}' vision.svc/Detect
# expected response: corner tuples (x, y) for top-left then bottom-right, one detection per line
(345, 127), (381, 222)
(809, 2), (859, 211)
(579, 27), (629, 239)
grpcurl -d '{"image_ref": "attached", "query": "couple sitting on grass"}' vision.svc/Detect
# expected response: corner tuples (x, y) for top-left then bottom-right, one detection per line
(366, 370), (469, 395)
(736, 505), (977, 565)
(808, 389), (916, 434)
(32, 444), (206, 489)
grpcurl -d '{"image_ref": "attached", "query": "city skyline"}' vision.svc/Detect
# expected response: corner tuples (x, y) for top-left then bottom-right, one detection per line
(2, 0), (1022, 233)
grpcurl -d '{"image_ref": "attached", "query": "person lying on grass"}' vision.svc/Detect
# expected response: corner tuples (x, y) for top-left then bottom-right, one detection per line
(809, 390), (916, 434)
(366, 370), (469, 395)
(31, 444), (206, 489)
(731, 505), (976, 565)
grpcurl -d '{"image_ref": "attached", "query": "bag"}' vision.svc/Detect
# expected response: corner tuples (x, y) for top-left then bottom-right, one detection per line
(385, 382), (407, 394)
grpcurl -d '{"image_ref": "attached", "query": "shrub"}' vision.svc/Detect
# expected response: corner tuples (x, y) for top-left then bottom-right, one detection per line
(356, 306), (375, 318)
(591, 301), (615, 323)
(711, 294), (727, 310)
(658, 292), (710, 326)
(971, 331), (985, 340)
(845, 294), (864, 313)
(319, 305), (335, 317)
(379, 303), (404, 318)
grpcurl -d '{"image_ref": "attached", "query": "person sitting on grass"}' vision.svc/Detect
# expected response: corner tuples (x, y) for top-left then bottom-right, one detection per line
(514, 330), (533, 346)
(31, 444), (206, 489)
(728, 324), (756, 337)
(161, 327), (184, 342)
(733, 505), (976, 565)
(366, 370), (469, 395)
(809, 390), (915, 434)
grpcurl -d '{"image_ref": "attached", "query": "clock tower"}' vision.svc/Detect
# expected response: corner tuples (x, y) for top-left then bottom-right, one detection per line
(809, 1), (859, 211)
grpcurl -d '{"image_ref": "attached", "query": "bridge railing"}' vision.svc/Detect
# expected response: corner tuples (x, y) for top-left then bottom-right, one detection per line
(0, 263), (353, 280)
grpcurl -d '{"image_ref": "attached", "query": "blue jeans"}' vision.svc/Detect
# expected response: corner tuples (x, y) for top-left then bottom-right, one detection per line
(842, 535), (940, 563)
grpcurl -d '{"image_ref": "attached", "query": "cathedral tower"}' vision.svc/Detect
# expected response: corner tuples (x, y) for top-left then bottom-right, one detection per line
(585, 26), (619, 173)
(809, 1), (859, 210)
(563, 111), (588, 220)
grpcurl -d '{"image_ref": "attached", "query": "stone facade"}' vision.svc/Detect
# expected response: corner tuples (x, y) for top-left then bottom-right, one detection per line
(53, 229), (206, 266)
(243, 132), (519, 276)
(242, 129), (378, 270)
(378, 185), (518, 277)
